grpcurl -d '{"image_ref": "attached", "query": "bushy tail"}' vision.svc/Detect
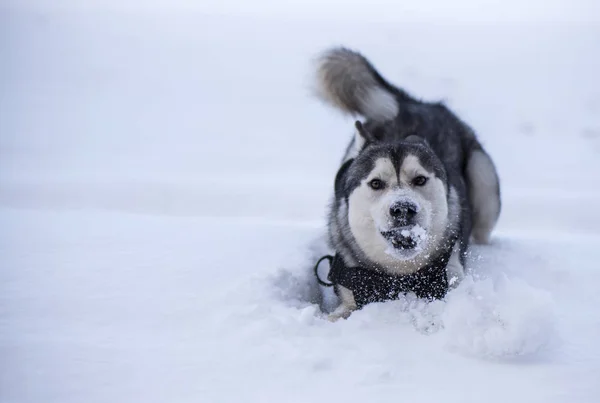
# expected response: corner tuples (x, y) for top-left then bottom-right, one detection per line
(314, 47), (414, 121)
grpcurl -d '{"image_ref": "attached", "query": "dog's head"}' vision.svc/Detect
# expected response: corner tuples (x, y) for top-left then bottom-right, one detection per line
(337, 122), (451, 272)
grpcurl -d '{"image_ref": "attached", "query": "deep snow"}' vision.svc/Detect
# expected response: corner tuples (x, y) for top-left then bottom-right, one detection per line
(1, 2), (600, 402)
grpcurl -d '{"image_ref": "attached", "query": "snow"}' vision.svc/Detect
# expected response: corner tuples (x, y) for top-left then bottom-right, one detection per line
(404, 224), (427, 241)
(2, 1), (600, 402)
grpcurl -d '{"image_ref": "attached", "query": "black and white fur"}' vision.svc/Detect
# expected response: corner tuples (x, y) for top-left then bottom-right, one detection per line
(314, 48), (501, 320)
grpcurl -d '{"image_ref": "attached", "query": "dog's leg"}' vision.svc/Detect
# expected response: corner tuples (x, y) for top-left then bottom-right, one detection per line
(446, 243), (465, 289)
(328, 285), (358, 321)
(466, 149), (501, 244)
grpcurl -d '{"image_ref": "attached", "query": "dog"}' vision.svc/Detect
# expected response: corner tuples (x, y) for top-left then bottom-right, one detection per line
(313, 48), (501, 320)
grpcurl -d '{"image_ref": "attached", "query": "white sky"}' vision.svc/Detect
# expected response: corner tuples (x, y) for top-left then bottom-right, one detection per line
(7, 0), (600, 23)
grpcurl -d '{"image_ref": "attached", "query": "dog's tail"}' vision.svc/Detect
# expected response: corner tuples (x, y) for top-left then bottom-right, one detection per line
(314, 47), (415, 121)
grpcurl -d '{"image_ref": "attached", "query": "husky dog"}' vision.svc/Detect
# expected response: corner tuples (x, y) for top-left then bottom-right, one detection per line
(314, 48), (501, 320)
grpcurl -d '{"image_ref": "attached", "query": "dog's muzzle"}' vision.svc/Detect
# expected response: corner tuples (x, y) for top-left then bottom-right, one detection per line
(381, 200), (421, 250)
(381, 228), (418, 249)
(389, 200), (418, 226)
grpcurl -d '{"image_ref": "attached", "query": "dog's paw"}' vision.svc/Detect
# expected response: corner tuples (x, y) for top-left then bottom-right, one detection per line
(326, 305), (354, 322)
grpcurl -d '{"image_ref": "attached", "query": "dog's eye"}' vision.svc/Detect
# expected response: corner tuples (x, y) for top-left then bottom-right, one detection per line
(412, 176), (428, 186)
(369, 179), (385, 190)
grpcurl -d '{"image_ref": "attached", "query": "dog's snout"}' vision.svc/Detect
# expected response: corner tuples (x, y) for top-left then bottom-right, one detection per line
(390, 201), (418, 222)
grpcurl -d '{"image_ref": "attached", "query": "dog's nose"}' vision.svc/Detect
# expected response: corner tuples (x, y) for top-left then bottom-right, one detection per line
(389, 201), (418, 222)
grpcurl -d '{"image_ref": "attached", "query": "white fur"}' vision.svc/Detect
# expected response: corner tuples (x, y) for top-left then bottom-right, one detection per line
(445, 243), (465, 288)
(327, 286), (357, 321)
(466, 150), (500, 244)
(360, 87), (399, 121)
(347, 156), (450, 275)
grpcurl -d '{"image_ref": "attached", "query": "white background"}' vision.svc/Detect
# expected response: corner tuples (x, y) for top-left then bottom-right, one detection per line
(1, 1), (600, 402)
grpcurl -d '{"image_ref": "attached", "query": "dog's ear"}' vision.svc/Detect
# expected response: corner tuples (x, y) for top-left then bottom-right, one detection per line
(354, 120), (377, 150)
(404, 134), (430, 147)
(355, 121), (376, 142)
(334, 158), (354, 200)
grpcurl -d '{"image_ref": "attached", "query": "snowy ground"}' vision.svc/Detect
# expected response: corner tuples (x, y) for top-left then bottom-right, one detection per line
(2, 1), (600, 402)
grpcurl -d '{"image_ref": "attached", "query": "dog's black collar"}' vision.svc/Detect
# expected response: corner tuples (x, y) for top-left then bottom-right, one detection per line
(314, 248), (452, 309)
